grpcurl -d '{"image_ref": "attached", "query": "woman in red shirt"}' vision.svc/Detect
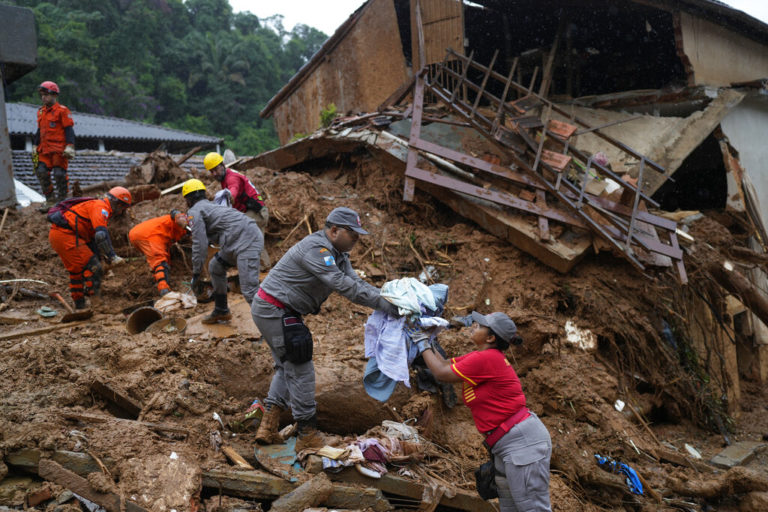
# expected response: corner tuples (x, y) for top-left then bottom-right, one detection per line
(419, 311), (552, 511)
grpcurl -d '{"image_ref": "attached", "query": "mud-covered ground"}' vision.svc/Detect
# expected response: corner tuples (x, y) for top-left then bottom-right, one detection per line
(1, 155), (767, 511)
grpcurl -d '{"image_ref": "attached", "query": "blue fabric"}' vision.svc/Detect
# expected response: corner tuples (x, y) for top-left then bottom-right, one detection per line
(595, 454), (644, 495)
(362, 357), (399, 401)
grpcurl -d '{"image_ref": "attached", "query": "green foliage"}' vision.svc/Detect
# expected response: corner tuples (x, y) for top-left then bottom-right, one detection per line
(2, 0), (328, 156)
(320, 103), (338, 128)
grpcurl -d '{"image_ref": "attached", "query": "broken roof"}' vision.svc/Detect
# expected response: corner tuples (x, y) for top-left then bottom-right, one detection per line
(6, 102), (222, 145)
(260, 0), (768, 119)
(11, 150), (140, 192)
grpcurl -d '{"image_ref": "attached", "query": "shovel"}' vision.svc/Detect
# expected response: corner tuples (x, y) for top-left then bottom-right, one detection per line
(50, 292), (93, 323)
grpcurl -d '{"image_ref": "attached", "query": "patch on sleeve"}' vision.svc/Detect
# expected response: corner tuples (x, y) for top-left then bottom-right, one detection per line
(323, 255), (336, 266)
(187, 215), (195, 228)
(101, 208), (109, 218)
(319, 248), (328, 253)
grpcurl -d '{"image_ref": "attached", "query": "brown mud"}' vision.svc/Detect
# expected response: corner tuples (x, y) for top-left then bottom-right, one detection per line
(0, 154), (767, 511)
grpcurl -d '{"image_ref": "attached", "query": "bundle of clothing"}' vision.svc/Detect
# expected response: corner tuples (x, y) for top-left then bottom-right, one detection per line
(363, 278), (456, 405)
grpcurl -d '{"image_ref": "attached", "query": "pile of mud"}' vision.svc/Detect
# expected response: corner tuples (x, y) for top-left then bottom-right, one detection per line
(0, 153), (767, 511)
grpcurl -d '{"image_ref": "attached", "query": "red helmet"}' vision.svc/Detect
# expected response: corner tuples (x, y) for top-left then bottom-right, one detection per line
(38, 81), (60, 94)
(108, 186), (132, 206)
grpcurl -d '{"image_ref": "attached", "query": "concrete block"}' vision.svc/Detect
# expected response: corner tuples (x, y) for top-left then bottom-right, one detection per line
(709, 441), (766, 469)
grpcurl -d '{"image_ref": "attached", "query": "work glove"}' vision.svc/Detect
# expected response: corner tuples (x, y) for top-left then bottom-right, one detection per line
(376, 296), (401, 317)
(63, 145), (75, 160)
(32, 146), (38, 159)
(110, 255), (126, 266)
(191, 274), (205, 295)
(411, 330), (434, 354)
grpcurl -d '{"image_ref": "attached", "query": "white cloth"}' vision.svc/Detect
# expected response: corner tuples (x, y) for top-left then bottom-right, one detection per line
(380, 277), (436, 317)
(213, 188), (232, 207)
(154, 291), (197, 313)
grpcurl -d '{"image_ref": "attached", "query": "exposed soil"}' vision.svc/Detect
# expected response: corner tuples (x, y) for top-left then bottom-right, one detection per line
(1, 154), (767, 511)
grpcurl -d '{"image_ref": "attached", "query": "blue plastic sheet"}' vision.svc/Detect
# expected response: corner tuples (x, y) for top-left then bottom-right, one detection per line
(595, 454), (644, 495)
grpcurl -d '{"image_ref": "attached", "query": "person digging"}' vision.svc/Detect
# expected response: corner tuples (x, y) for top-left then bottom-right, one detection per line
(128, 210), (189, 297)
(182, 179), (264, 324)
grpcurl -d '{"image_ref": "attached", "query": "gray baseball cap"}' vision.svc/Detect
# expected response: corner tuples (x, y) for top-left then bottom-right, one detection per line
(471, 311), (518, 343)
(326, 207), (369, 234)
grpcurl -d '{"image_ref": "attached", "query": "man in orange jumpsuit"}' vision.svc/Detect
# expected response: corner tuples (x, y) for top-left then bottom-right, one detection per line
(128, 210), (189, 296)
(48, 187), (132, 310)
(34, 81), (76, 209)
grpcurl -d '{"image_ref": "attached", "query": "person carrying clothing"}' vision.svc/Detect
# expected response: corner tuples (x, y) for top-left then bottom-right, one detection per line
(128, 210), (189, 297)
(182, 179), (264, 324)
(204, 152), (268, 229)
(34, 81), (76, 210)
(48, 187), (132, 310)
(251, 207), (400, 450)
(417, 311), (552, 511)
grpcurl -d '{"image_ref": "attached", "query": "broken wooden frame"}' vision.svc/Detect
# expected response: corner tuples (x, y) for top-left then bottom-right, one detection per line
(402, 49), (687, 283)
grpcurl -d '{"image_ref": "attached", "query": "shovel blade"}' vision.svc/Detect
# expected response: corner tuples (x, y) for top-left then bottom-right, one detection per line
(61, 310), (93, 323)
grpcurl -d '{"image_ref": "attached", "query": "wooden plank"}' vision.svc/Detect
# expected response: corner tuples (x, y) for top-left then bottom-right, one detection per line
(175, 145), (202, 166)
(0, 320), (91, 342)
(536, 190), (550, 242)
(38, 459), (147, 512)
(7, 449), (108, 476)
(61, 411), (189, 437)
(328, 466), (495, 512)
(416, 181), (591, 273)
(90, 378), (142, 419)
(222, 446), (255, 470)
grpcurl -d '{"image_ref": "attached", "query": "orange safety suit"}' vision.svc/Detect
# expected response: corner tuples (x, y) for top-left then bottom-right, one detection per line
(128, 215), (187, 293)
(48, 199), (113, 302)
(37, 102), (74, 170)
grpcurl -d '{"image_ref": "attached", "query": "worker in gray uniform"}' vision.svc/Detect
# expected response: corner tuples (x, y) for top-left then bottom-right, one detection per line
(252, 206), (399, 448)
(182, 179), (264, 324)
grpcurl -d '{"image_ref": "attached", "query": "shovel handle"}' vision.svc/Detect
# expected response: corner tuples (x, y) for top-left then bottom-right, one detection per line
(50, 292), (75, 314)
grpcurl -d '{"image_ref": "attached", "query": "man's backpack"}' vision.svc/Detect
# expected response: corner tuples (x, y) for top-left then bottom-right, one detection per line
(47, 197), (95, 230)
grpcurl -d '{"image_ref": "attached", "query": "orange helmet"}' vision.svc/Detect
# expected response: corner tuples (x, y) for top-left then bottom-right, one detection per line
(108, 186), (132, 206)
(39, 81), (60, 94)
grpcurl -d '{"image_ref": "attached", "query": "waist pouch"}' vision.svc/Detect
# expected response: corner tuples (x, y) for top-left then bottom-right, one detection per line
(246, 197), (263, 213)
(282, 313), (313, 364)
(474, 459), (498, 500)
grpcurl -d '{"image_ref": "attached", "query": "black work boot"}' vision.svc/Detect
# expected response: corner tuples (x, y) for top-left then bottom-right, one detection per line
(74, 297), (87, 310)
(53, 167), (69, 203)
(202, 293), (232, 324)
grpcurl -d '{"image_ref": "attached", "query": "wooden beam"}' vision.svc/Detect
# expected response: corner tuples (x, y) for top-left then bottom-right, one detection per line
(38, 459), (147, 512)
(328, 466), (495, 512)
(90, 378), (142, 419)
(0, 320), (91, 342)
(61, 411), (188, 437)
(175, 145), (202, 166)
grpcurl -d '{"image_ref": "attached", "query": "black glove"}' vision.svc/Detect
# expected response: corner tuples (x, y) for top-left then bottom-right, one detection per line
(377, 296), (400, 317)
(191, 274), (204, 295)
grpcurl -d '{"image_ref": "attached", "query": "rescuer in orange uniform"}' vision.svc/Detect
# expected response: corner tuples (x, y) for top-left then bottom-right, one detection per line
(48, 187), (132, 310)
(128, 210), (189, 296)
(34, 81), (76, 209)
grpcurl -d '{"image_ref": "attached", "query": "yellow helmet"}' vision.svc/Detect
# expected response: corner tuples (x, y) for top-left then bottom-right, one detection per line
(182, 178), (206, 197)
(203, 152), (224, 171)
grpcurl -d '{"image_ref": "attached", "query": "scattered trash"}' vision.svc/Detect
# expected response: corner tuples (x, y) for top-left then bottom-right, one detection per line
(418, 265), (437, 283)
(212, 412), (225, 430)
(595, 454), (644, 495)
(614, 399), (625, 412)
(169, 451), (179, 460)
(356, 463), (382, 479)
(685, 443), (702, 459)
(125, 306), (163, 334)
(565, 320), (597, 350)
(36, 306), (58, 318)
(154, 291), (197, 313)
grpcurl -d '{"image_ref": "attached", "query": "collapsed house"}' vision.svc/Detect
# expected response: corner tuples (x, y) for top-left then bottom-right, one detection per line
(250, 0), (768, 416)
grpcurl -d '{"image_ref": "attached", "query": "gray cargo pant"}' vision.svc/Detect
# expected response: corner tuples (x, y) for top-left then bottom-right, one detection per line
(245, 207), (271, 267)
(251, 297), (316, 421)
(492, 412), (552, 511)
(209, 244), (261, 304)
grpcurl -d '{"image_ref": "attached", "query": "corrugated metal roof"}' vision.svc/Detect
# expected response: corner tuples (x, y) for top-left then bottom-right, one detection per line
(12, 150), (140, 192)
(6, 102), (222, 144)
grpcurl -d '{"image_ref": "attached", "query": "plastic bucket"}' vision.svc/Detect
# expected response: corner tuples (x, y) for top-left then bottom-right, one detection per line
(126, 306), (163, 334)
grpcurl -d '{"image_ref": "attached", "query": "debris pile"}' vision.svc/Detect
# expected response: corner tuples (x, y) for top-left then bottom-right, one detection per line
(0, 149), (767, 510)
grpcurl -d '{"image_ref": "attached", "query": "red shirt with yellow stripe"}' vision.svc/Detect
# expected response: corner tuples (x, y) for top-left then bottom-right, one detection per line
(450, 349), (527, 433)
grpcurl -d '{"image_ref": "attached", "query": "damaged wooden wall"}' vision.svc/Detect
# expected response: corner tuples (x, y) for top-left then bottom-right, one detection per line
(677, 12), (768, 87)
(410, 0), (464, 69)
(271, 0), (409, 144)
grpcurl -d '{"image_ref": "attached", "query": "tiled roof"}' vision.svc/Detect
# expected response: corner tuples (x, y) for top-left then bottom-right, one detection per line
(12, 150), (140, 193)
(6, 102), (222, 144)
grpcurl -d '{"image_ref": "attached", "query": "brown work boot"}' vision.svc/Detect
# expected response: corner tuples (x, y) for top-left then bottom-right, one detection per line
(255, 405), (284, 445)
(202, 293), (232, 324)
(295, 415), (330, 452)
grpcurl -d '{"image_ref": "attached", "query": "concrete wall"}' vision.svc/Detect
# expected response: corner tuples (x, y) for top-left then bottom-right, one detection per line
(721, 96), (768, 350)
(272, 0), (409, 144)
(678, 12), (768, 87)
